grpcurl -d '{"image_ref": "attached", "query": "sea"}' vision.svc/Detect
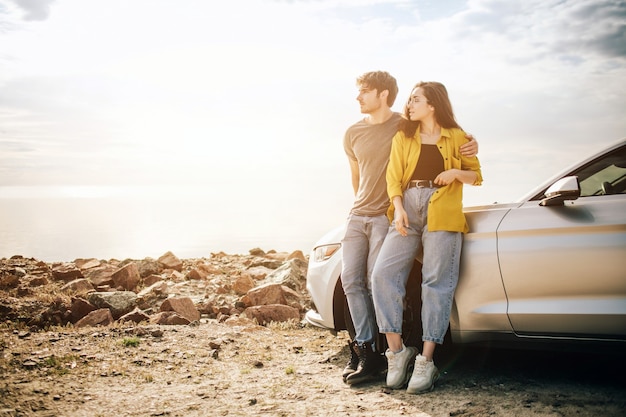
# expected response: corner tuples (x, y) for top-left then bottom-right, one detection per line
(0, 185), (344, 263)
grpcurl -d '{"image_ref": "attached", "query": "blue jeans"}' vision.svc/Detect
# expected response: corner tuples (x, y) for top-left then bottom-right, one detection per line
(372, 187), (462, 344)
(340, 214), (390, 347)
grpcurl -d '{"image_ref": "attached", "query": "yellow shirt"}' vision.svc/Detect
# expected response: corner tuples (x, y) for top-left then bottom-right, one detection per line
(386, 127), (483, 233)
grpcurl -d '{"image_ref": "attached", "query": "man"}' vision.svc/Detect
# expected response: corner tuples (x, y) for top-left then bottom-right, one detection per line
(341, 71), (478, 385)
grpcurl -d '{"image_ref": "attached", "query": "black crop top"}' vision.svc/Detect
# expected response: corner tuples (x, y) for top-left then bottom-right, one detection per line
(410, 144), (444, 181)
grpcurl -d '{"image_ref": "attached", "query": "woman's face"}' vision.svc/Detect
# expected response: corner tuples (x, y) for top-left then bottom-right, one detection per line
(407, 87), (433, 121)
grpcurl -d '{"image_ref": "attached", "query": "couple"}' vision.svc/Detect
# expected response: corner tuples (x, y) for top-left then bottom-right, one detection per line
(341, 71), (482, 394)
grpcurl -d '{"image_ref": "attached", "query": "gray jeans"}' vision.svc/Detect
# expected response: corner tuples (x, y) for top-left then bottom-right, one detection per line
(340, 213), (389, 347)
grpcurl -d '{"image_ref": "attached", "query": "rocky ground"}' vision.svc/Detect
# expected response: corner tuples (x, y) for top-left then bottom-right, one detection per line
(1, 251), (624, 417)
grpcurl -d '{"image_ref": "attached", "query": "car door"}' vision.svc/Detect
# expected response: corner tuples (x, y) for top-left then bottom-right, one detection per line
(496, 144), (626, 340)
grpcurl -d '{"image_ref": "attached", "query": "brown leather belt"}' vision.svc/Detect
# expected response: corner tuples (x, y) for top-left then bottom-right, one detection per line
(408, 180), (441, 189)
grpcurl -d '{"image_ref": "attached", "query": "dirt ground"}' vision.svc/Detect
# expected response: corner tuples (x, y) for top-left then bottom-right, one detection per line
(1, 319), (625, 417)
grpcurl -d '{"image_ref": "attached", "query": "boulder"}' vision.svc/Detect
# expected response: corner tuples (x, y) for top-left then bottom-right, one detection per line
(51, 264), (83, 282)
(136, 281), (168, 309)
(159, 297), (200, 322)
(74, 258), (101, 270)
(75, 308), (114, 328)
(185, 268), (207, 281)
(88, 291), (138, 319)
(143, 274), (163, 287)
(61, 278), (94, 294)
(157, 251), (183, 272)
(150, 311), (191, 325)
(244, 266), (272, 280)
(111, 262), (141, 291)
(233, 274), (255, 295)
(137, 258), (160, 278)
(242, 304), (300, 325)
(241, 283), (302, 310)
(82, 264), (117, 287)
(259, 258), (308, 293)
(118, 307), (150, 324)
(70, 297), (97, 323)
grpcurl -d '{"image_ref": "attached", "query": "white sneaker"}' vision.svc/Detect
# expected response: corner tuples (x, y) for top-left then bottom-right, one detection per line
(385, 344), (418, 389)
(406, 354), (439, 394)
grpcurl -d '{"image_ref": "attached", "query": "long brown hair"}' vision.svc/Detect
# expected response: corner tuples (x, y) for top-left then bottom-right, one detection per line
(399, 81), (461, 138)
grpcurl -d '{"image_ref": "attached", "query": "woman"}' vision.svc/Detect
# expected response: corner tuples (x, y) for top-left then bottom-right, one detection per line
(371, 81), (482, 394)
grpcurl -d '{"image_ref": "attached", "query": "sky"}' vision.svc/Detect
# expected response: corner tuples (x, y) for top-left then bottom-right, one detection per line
(1, 0), (625, 254)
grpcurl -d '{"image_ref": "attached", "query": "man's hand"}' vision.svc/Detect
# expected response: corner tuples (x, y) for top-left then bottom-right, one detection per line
(460, 134), (478, 157)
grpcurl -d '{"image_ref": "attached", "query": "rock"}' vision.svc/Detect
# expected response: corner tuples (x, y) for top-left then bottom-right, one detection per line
(232, 274), (255, 295)
(74, 258), (101, 270)
(75, 309), (114, 327)
(14, 267), (27, 277)
(164, 270), (185, 282)
(70, 297), (97, 323)
(157, 251), (183, 272)
(185, 268), (207, 281)
(143, 274), (163, 287)
(0, 274), (20, 289)
(51, 264), (83, 282)
(137, 258), (161, 278)
(260, 258), (308, 293)
(111, 263), (141, 291)
(242, 304), (300, 325)
(286, 250), (306, 262)
(136, 281), (168, 309)
(118, 307), (150, 324)
(61, 278), (94, 294)
(241, 283), (302, 310)
(159, 297), (200, 322)
(82, 265), (117, 287)
(244, 266), (272, 280)
(87, 291), (138, 320)
(196, 263), (222, 275)
(0, 251), (311, 331)
(150, 311), (191, 325)
(223, 316), (261, 329)
(241, 283), (284, 306)
(137, 281), (168, 297)
(264, 252), (289, 262)
(250, 258), (283, 269)
(195, 300), (216, 317)
(27, 276), (48, 287)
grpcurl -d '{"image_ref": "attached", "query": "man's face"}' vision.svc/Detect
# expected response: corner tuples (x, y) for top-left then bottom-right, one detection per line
(356, 85), (384, 114)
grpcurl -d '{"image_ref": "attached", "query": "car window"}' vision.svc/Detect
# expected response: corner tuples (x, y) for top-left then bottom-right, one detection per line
(576, 145), (626, 197)
(529, 144), (626, 201)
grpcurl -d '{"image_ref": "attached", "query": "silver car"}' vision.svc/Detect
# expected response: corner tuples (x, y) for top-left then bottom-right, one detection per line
(305, 139), (626, 350)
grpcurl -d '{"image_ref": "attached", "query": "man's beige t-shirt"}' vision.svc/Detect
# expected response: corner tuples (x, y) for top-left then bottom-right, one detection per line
(343, 112), (403, 217)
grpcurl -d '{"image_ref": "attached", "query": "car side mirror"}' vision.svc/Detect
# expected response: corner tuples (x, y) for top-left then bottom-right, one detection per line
(539, 176), (581, 206)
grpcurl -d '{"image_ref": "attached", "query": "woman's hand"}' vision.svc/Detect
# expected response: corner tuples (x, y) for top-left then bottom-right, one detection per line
(394, 206), (410, 237)
(434, 169), (458, 186)
(435, 168), (478, 186)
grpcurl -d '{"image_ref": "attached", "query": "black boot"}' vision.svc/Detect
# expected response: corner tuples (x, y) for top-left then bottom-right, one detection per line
(345, 341), (386, 385)
(342, 340), (359, 381)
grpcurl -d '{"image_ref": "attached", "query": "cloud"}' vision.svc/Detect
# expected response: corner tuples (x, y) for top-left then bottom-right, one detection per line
(567, 0), (626, 59)
(8, 0), (56, 21)
(453, 0), (626, 61)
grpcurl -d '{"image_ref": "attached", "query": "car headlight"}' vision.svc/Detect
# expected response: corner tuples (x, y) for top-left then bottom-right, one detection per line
(313, 243), (341, 262)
